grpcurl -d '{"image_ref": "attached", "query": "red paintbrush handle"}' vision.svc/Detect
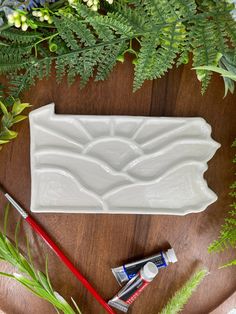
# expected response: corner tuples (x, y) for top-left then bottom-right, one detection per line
(25, 216), (115, 314)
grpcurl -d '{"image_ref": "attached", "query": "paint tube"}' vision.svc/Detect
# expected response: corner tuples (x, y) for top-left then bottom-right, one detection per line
(112, 248), (177, 285)
(108, 262), (158, 312)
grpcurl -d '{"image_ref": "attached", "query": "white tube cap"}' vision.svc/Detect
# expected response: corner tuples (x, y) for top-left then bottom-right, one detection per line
(166, 248), (178, 263)
(142, 262), (159, 281)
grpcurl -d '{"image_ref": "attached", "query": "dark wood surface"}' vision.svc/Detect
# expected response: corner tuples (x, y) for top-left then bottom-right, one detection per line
(0, 59), (236, 314)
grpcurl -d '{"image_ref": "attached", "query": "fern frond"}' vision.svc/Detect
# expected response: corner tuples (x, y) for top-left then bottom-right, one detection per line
(60, 15), (96, 47)
(67, 47), (102, 86)
(150, 21), (186, 76)
(38, 57), (52, 80)
(208, 216), (236, 252)
(0, 56), (32, 74)
(115, 5), (148, 34)
(0, 44), (34, 61)
(82, 12), (135, 38)
(9, 59), (42, 97)
(96, 12), (136, 37)
(192, 20), (219, 92)
(0, 28), (42, 43)
(230, 203), (236, 211)
(78, 4), (115, 41)
(133, 34), (159, 91)
(96, 41), (127, 81)
(208, 139), (236, 257)
(226, 19), (236, 46)
(134, 20), (186, 90)
(54, 16), (78, 50)
(0, 0), (235, 96)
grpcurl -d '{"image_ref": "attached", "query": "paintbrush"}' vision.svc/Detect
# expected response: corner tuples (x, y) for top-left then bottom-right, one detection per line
(0, 183), (115, 314)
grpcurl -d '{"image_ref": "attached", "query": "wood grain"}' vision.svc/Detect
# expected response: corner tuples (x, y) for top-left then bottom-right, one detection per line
(0, 59), (236, 314)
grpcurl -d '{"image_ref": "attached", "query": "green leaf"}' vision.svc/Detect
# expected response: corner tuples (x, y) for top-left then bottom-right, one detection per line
(19, 254), (37, 279)
(194, 66), (236, 81)
(0, 271), (14, 278)
(0, 206), (80, 313)
(0, 100), (8, 116)
(0, 128), (18, 140)
(1, 113), (13, 129)
(13, 273), (37, 286)
(25, 235), (37, 280)
(12, 115), (27, 124)
(14, 219), (21, 253)
(71, 297), (82, 314)
(37, 270), (52, 293)
(45, 255), (54, 294)
(0, 139), (9, 144)
(5, 238), (21, 261)
(223, 76), (235, 97)
(12, 100), (31, 116)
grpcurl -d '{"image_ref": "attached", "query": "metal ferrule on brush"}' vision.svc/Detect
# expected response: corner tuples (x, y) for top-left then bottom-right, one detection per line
(4, 193), (28, 219)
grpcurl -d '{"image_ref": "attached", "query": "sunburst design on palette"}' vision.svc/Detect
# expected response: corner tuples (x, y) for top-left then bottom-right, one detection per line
(29, 104), (220, 215)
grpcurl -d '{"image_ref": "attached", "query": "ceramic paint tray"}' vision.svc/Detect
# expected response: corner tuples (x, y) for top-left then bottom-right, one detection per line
(29, 104), (220, 215)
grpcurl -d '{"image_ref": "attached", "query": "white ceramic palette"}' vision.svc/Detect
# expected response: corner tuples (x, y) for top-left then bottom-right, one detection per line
(29, 104), (220, 215)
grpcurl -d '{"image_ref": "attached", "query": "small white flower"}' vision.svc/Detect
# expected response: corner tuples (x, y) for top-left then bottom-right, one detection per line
(21, 22), (28, 31)
(39, 16), (44, 22)
(106, 0), (113, 4)
(87, 0), (93, 6)
(91, 4), (97, 10)
(7, 14), (14, 24)
(13, 11), (19, 18)
(44, 14), (49, 21)
(21, 15), (27, 22)
(14, 20), (21, 28)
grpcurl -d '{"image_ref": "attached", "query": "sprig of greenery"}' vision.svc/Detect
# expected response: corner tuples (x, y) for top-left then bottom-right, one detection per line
(0, 96), (30, 150)
(194, 52), (236, 97)
(0, 0), (235, 97)
(159, 269), (208, 314)
(208, 139), (236, 267)
(0, 204), (81, 314)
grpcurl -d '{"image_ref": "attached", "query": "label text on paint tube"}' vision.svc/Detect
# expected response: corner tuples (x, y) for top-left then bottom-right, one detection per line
(109, 262), (159, 313)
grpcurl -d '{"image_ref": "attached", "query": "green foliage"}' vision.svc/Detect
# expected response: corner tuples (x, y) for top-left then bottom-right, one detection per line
(0, 0), (235, 96)
(0, 204), (81, 314)
(0, 97), (30, 150)
(194, 52), (236, 97)
(159, 269), (208, 314)
(208, 139), (236, 267)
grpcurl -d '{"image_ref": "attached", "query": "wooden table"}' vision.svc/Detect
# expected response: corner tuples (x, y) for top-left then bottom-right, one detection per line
(0, 59), (236, 314)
